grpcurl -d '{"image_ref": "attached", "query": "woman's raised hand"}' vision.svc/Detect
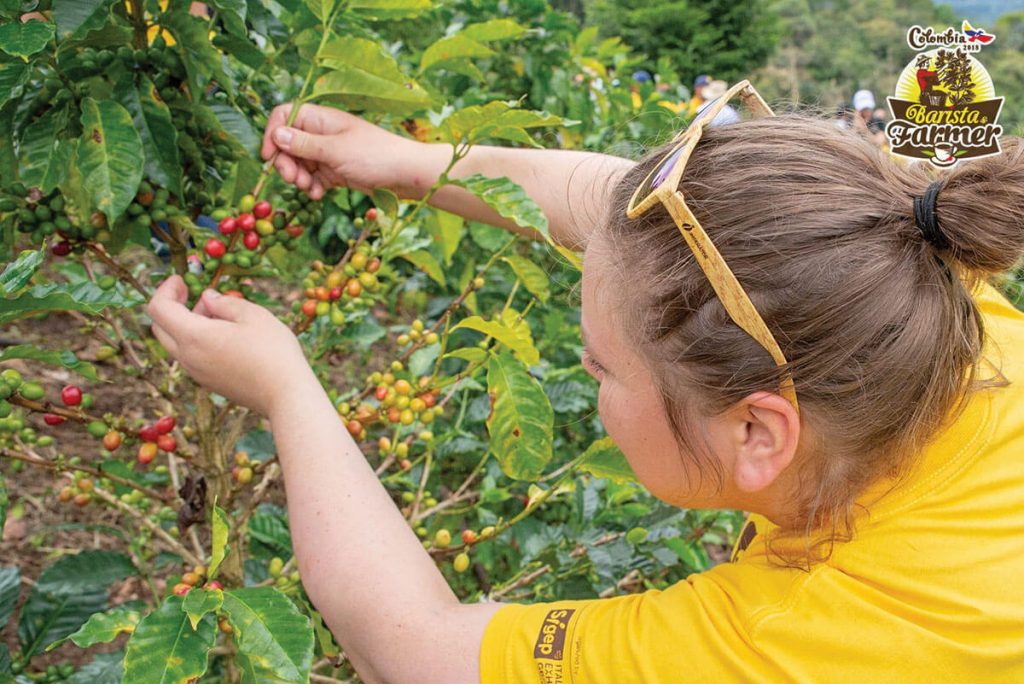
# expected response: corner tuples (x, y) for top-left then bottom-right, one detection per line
(261, 103), (440, 202)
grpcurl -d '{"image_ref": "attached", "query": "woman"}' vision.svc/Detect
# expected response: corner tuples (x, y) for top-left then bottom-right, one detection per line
(147, 94), (1024, 682)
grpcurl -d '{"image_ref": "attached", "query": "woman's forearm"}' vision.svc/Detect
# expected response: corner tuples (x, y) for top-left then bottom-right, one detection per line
(414, 143), (635, 251)
(267, 368), (460, 683)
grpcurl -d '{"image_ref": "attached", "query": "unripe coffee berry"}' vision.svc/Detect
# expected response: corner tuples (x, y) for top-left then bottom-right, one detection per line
(453, 553), (470, 573)
(434, 529), (451, 548)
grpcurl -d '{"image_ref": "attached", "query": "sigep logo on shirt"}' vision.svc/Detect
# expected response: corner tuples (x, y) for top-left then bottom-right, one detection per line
(533, 608), (574, 660)
(885, 20), (1003, 167)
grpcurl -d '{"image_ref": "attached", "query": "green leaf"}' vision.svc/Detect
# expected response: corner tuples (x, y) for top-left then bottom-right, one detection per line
(664, 537), (709, 570)
(462, 19), (528, 42)
(502, 255), (549, 303)
(208, 102), (260, 157)
(217, 157), (262, 207)
(119, 76), (183, 198)
(314, 37), (432, 115)
(347, 0), (431, 20)
(577, 436), (635, 484)
(19, 105), (69, 192)
(220, 588), (314, 684)
(17, 551), (136, 658)
(370, 187), (399, 222)
(0, 248), (44, 293)
(486, 350), (553, 480)
(122, 596), (215, 684)
(420, 34), (493, 74)
(408, 343), (440, 377)
(69, 652), (124, 684)
(446, 175), (549, 242)
(425, 209), (463, 266)
(53, 0), (115, 41)
(0, 472), (6, 544)
(0, 345), (99, 382)
(67, 606), (140, 648)
(305, 0), (337, 21)
(76, 97), (144, 225)
(439, 101), (564, 148)
(208, 0), (246, 36)
(208, 505), (230, 580)
(182, 588), (223, 630)
(0, 643), (11, 682)
(444, 347), (487, 363)
(399, 249), (445, 286)
(164, 10), (232, 97)
(0, 59), (30, 108)
(0, 566), (19, 627)
(0, 280), (143, 325)
(308, 607), (339, 657)
(0, 20), (54, 58)
(453, 312), (539, 366)
(248, 508), (292, 557)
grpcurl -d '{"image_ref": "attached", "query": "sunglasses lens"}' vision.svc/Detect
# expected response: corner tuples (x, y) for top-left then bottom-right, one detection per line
(629, 143), (686, 212)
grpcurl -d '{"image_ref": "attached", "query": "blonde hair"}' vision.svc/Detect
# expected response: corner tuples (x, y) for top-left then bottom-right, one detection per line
(600, 114), (1024, 562)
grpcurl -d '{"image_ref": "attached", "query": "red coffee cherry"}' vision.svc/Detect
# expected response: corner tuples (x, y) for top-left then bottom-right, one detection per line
(205, 239), (226, 259)
(218, 217), (237, 235)
(253, 200), (272, 219)
(61, 385), (82, 406)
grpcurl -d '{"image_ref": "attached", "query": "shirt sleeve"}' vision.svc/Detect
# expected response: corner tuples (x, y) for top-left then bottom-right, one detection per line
(479, 568), (786, 684)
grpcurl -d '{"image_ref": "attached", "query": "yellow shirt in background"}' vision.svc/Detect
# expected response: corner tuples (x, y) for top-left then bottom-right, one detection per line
(480, 279), (1024, 682)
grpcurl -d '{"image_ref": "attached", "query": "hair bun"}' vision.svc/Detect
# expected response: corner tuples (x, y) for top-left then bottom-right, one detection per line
(928, 137), (1024, 274)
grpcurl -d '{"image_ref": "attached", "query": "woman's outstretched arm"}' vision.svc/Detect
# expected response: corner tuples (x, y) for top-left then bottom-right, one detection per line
(262, 103), (635, 251)
(147, 279), (502, 684)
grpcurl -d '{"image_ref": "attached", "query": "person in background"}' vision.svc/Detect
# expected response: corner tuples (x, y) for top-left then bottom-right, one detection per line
(687, 74), (712, 116)
(852, 89), (886, 147)
(696, 80), (740, 126)
(630, 69), (654, 109)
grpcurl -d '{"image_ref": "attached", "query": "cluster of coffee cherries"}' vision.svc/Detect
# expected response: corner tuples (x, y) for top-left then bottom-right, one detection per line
(203, 193), (278, 262)
(231, 450), (255, 485)
(133, 415), (177, 465)
(0, 184), (94, 255)
(295, 246), (382, 323)
(172, 564), (221, 596)
(57, 473), (97, 507)
(396, 319), (439, 348)
(268, 556), (302, 595)
(371, 371), (442, 429)
(423, 526), (495, 573)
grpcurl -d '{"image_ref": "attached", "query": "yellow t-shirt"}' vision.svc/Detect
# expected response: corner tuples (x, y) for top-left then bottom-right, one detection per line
(480, 279), (1024, 683)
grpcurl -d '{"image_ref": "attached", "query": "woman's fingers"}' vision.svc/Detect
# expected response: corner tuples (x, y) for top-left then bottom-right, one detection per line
(146, 276), (217, 346)
(150, 321), (180, 359)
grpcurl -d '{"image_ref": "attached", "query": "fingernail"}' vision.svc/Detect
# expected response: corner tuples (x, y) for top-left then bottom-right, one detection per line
(275, 128), (293, 146)
(204, 289), (221, 299)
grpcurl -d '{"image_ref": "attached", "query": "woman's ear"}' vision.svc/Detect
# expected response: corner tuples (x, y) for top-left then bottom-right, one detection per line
(729, 392), (801, 493)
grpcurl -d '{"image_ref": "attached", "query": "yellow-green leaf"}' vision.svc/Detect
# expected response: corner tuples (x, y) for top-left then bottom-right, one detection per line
(502, 255), (549, 303)
(182, 588), (223, 630)
(314, 37), (432, 115)
(347, 0), (431, 20)
(419, 34), (493, 73)
(76, 97), (144, 225)
(67, 606), (140, 648)
(208, 505), (230, 580)
(453, 313), (539, 366)
(399, 249), (445, 286)
(578, 436), (636, 484)
(122, 596), (215, 684)
(446, 175), (549, 242)
(425, 209), (464, 265)
(486, 350), (553, 480)
(220, 588), (314, 684)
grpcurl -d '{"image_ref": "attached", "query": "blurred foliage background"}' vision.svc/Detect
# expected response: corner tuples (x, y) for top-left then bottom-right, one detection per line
(544, 0), (1024, 134)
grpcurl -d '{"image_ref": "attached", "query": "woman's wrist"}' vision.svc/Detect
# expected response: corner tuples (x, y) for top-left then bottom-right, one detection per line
(267, 362), (323, 424)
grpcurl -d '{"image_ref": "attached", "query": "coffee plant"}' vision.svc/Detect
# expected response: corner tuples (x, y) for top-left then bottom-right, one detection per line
(0, 0), (741, 681)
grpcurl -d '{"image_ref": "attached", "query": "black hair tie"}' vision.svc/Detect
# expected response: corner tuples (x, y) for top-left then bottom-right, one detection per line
(913, 180), (951, 251)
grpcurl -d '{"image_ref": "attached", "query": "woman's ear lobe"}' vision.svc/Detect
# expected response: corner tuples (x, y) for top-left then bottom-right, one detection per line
(731, 393), (800, 493)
